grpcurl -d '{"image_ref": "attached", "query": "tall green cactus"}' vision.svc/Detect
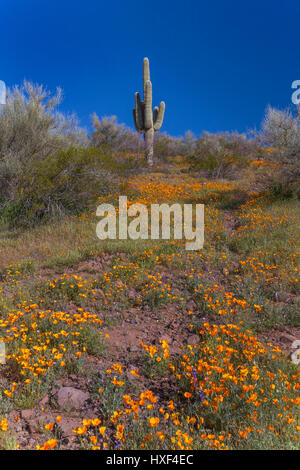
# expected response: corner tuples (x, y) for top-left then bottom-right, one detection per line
(133, 58), (165, 166)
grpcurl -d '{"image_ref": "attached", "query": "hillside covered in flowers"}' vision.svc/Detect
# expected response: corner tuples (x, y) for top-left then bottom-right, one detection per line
(0, 156), (299, 450)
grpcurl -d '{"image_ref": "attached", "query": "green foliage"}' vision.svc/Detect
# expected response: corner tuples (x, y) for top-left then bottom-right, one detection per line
(0, 147), (120, 227)
(77, 325), (107, 356)
(0, 81), (86, 199)
(258, 106), (300, 199)
(188, 132), (254, 178)
(153, 132), (185, 160)
(255, 162), (300, 200)
(90, 115), (143, 157)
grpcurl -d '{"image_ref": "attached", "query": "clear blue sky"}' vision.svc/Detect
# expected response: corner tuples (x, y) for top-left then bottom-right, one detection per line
(1, 0), (299, 137)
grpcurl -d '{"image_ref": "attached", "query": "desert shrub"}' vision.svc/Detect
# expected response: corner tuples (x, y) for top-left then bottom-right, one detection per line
(90, 114), (143, 156)
(0, 81), (87, 199)
(182, 130), (198, 156)
(188, 131), (256, 178)
(257, 106), (300, 198)
(90, 116), (196, 163)
(254, 164), (300, 199)
(262, 106), (300, 151)
(0, 147), (120, 228)
(153, 132), (187, 160)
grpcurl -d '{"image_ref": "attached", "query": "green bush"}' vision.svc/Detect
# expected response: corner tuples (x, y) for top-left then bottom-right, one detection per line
(255, 163), (300, 199)
(270, 165), (300, 199)
(188, 132), (254, 178)
(258, 106), (300, 199)
(0, 81), (87, 199)
(0, 147), (121, 227)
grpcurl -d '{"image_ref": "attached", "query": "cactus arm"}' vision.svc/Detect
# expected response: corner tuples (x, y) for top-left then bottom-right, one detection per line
(132, 109), (138, 131)
(153, 106), (159, 124)
(143, 58), (150, 98)
(134, 92), (144, 130)
(144, 80), (153, 130)
(133, 109), (144, 133)
(153, 101), (165, 131)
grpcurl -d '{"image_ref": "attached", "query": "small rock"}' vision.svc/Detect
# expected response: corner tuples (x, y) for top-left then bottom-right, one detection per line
(26, 412), (55, 434)
(187, 334), (199, 346)
(21, 409), (34, 420)
(58, 417), (81, 437)
(56, 387), (89, 411)
(39, 394), (49, 407)
(95, 288), (106, 298)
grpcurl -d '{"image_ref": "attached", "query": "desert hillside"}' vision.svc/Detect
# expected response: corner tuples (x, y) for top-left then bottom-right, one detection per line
(0, 151), (299, 450)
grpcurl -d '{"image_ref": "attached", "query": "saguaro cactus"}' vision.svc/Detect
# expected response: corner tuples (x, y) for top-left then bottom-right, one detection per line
(133, 58), (165, 166)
